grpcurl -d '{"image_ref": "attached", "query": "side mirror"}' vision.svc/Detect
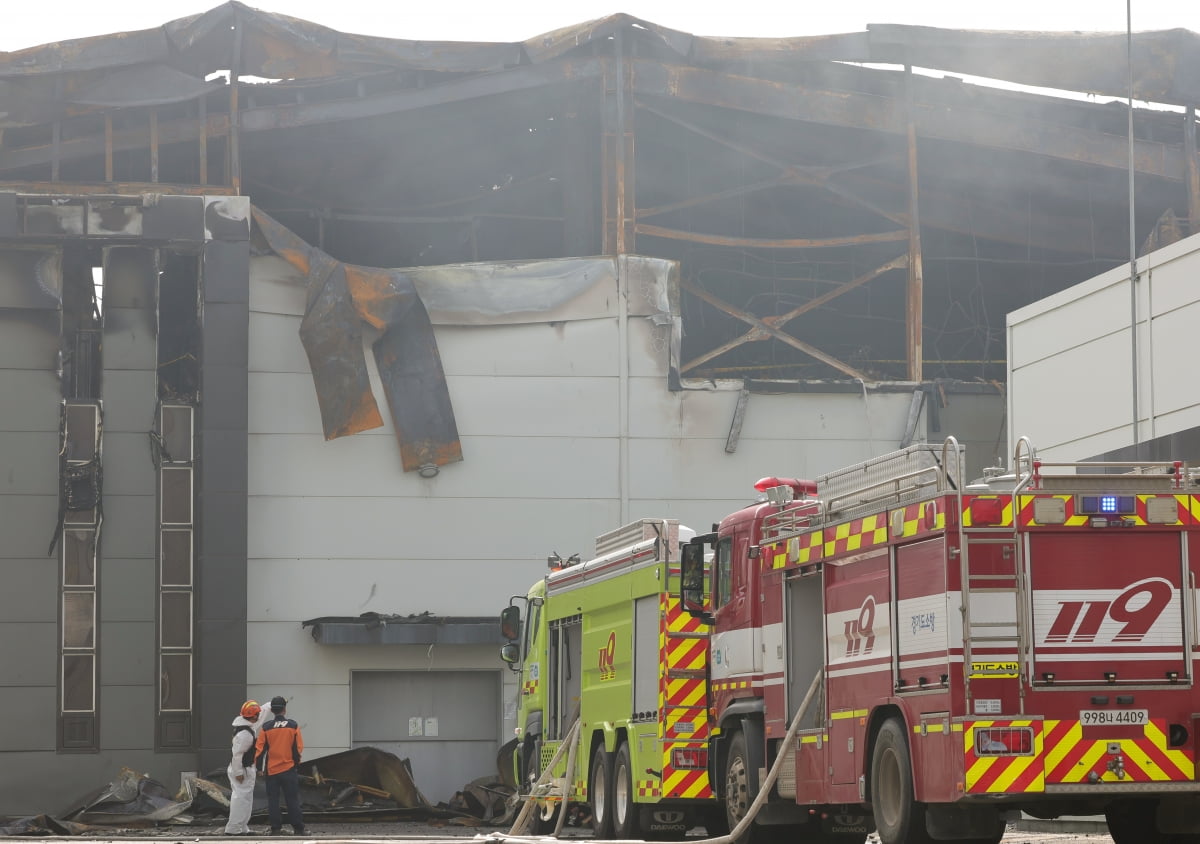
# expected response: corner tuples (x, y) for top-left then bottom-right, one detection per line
(500, 642), (521, 665)
(500, 605), (521, 641)
(680, 541), (713, 623)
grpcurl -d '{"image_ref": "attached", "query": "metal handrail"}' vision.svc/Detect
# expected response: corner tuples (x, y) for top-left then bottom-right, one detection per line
(826, 464), (942, 516)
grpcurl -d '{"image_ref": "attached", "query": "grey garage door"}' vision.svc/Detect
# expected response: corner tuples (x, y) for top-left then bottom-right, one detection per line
(351, 670), (501, 805)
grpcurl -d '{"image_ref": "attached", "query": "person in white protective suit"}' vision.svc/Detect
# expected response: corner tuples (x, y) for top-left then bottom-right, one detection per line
(225, 699), (268, 835)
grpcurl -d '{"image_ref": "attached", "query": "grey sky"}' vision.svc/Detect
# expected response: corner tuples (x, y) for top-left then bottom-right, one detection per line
(3, 0), (1199, 52)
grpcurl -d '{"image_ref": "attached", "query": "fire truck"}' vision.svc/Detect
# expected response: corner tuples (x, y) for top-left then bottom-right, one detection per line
(679, 437), (1200, 844)
(499, 519), (723, 839)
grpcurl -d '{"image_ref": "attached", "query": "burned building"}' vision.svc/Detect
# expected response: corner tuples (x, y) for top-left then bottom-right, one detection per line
(2, 0), (1199, 813)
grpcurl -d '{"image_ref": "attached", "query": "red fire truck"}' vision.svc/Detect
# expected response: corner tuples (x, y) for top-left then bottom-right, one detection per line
(680, 437), (1200, 844)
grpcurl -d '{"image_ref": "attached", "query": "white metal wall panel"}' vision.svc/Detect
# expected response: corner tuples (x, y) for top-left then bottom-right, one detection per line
(433, 320), (619, 377)
(248, 372), (327, 434)
(627, 379), (916, 445)
(1148, 302), (1200, 417)
(0, 371), (60, 431)
(1008, 274), (1133, 370)
(247, 559), (549, 621)
(0, 432), (58, 495)
(1008, 231), (1200, 458)
(442, 375), (618, 437)
(248, 312), (310, 374)
(248, 495), (621, 562)
(1011, 334), (1133, 452)
(248, 433), (619, 499)
(244, 682), (351, 753)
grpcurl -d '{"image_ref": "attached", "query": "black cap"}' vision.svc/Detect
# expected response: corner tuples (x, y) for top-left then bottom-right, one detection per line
(270, 695), (287, 712)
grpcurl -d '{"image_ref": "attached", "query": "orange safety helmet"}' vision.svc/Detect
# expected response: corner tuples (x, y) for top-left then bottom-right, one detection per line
(240, 700), (262, 720)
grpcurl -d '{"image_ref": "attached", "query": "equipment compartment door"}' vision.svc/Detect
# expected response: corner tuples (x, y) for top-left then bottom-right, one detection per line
(895, 537), (951, 693)
(1030, 532), (1186, 685)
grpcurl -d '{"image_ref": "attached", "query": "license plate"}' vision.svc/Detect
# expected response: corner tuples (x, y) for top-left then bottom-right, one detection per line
(1079, 709), (1148, 726)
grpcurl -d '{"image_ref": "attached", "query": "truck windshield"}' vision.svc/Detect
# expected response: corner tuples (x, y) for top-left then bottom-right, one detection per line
(522, 601), (542, 661)
(716, 536), (733, 609)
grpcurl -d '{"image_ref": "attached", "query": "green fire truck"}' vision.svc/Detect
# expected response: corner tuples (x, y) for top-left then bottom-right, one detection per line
(499, 518), (721, 839)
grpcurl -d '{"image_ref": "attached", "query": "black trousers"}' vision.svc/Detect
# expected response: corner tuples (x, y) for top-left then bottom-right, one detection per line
(264, 767), (304, 831)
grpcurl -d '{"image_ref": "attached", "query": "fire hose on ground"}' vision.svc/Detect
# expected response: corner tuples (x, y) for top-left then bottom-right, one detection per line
(484, 671), (822, 844)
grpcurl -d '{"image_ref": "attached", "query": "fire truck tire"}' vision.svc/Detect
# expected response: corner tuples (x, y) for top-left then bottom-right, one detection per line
(613, 741), (641, 839)
(869, 719), (933, 844)
(522, 738), (560, 835)
(590, 745), (615, 839)
(1105, 798), (1199, 844)
(700, 805), (731, 837)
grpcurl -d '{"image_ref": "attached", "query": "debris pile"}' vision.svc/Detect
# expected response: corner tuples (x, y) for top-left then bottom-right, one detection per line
(0, 748), (515, 836)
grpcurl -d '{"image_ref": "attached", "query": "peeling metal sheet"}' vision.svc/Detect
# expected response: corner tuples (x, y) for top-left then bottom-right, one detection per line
(866, 24), (1200, 106)
(252, 207), (461, 472)
(67, 64), (221, 108)
(523, 13), (694, 64)
(62, 767), (193, 825)
(0, 247), (61, 309)
(404, 255), (676, 325)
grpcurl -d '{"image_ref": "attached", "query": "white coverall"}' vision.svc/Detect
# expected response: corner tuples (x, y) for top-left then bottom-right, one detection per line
(225, 709), (268, 834)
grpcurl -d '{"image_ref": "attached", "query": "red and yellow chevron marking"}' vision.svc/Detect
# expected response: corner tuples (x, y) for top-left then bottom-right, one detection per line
(890, 500), (946, 538)
(767, 531), (824, 570)
(964, 720), (1045, 793)
(822, 513), (889, 556)
(1016, 494), (1200, 528)
(659, 595), (709, 728)
(661, 760), (711, 799)
(637, 780), (661, 799)
(1042, 719), (1194, 784)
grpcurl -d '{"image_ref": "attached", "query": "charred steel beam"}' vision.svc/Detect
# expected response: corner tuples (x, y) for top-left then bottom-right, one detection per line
(638, 97), (1116, 255)
(831, 171), (1123, 259)
(637, 173), (804, 219)
(0, 181), (236, 196)
(104, 116), (113, 183)
(904, 65), (924, 383)
(239, 58), (602, 132)
(638, 100), (910, 227)
(150, 111), (159, 183)
(229, 13), (244, 194)
(637, 223), (908, 249)
(1188, 106), (1200, 235)
(0, 59), (603, 174)
(680, 278), (868, 380)
(632, 59), (1183, 180)
(679, 255), (906, 374)
(601, 37), (635, 254)
(198, 95), (208, 186)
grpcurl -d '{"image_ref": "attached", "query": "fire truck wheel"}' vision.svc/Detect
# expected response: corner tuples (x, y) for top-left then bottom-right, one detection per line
(700, 805), (731, 837)
(613, 741), (641, 839)
(590, 745), (615, 839)
(523, 738), (560, 835)
(1105, 798), (1191, 844)
(723, 730), (756, 840)
(869, 718), (933, 844)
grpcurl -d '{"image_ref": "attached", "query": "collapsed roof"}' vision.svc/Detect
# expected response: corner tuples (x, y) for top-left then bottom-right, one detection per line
(3, 1), (1199, 384)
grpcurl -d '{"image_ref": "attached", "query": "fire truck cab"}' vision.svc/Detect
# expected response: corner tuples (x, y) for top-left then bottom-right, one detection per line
(682, 437), (1200, 844)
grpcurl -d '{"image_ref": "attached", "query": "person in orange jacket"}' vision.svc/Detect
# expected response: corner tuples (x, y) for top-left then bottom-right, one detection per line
(254, 695), (306, 836)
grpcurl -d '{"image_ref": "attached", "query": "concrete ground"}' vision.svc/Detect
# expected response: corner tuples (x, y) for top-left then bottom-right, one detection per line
(4, 820), (1112, 843)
